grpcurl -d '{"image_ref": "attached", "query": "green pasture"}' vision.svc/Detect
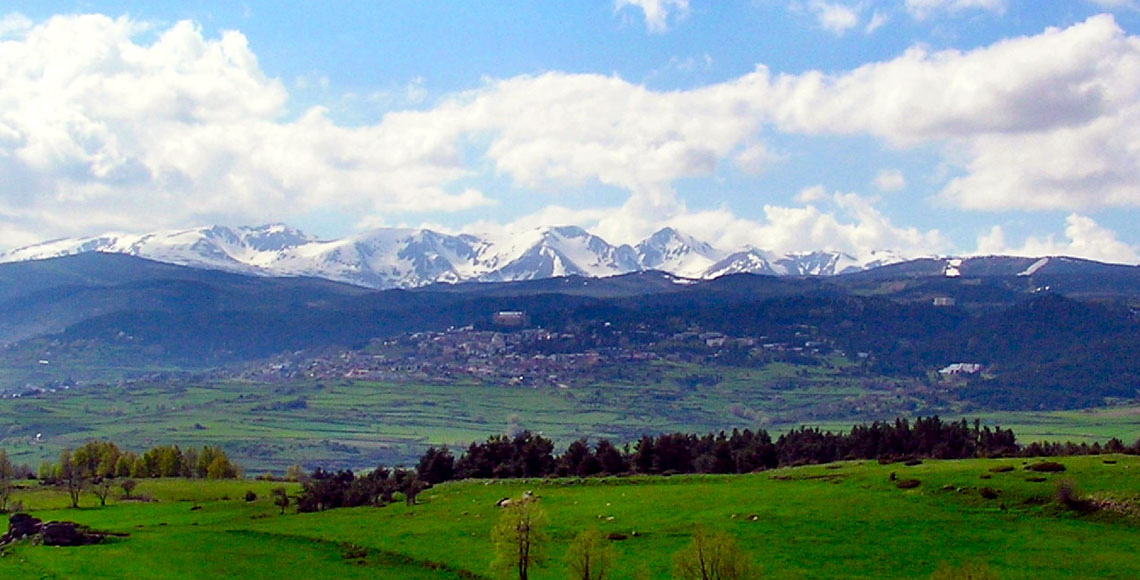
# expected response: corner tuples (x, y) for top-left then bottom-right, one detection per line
(3, 456), (1140, 579)
(0, 360), (933, 472)
(3, 366), (1140, 473)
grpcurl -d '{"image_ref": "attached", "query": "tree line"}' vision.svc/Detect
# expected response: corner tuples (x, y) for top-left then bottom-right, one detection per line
(290, 415), (1140, 510)
(413, 416), (1026, 485)
(0, 440), (241, 510)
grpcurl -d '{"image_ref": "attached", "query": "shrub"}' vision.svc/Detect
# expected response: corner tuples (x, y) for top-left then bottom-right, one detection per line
(896, 479), (921, 489)
(904, 459), (923, 467)
(244, 490), (258, 502)
(1055, 478), (1092, 512)
(988, 465), (1014, 473)
(1026, 462), (1066, 473)
(979, 487), (999, 500)
(1025, 477), (1047, 483)
(929, 561), (998, 580)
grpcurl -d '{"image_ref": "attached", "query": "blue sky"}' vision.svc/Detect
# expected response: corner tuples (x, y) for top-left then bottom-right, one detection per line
(2, 1), (1140, 262)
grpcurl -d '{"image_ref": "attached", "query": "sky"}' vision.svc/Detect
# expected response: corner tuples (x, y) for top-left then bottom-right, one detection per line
(2, 1), (1140, 263)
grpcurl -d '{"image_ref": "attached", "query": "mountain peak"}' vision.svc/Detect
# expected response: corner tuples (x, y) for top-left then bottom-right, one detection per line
(0, 223), (926, 289)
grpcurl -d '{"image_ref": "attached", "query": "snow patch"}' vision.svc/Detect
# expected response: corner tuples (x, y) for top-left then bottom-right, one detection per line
(1018, 257), (1049, 277)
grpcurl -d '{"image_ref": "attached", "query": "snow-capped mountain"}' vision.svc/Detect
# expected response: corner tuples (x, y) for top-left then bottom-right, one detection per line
(0, 224), (907, 289)
(634, 227), (726, 279)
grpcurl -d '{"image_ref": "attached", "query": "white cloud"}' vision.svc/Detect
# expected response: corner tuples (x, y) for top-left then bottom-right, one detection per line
(975, 214), (1140, 264)
(808, 1), (860, 36)
(6, 12), (1140, 254)
(0, 12), (32, 37)
(405, 76), (427, 104)
(699, 191), (947, 256)
(734, 143), (781, 176)
(794, 185), (829, 204)
(1087, 0), (1139, 10)
(905, 0), (1007, 20)
(447, 70), (769, 198)
(615, 0), (690, 33)
(0, 15), (490, 246)
(873, 169), (906, 191)
(766, 15), (1140, 211)
(865, 10), (888, 34)
(470, 187), (947, 261)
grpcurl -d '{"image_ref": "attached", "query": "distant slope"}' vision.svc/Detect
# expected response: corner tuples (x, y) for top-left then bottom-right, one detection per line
(0, 223), (908, 289)
(2, 253), (1139, 412)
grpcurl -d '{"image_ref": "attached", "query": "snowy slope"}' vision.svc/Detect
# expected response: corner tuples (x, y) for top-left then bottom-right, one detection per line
(0, 224), (912, 289)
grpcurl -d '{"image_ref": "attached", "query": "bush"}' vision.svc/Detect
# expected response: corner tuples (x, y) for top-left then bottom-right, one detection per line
(904, 459), (923, 466)
(929, 561), (998, 580)
(896, 479), (921, 489)
(1055, 478), (1092, 512)
(1026, 461), (1066, 472)
(979, 487), (999, 500)
(244, 490), (258, 502)
(988, 465), (1014, 473)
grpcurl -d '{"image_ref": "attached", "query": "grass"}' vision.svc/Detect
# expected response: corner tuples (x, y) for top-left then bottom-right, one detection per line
(3, 455), (1140, 579)
(2, 363), (1139, 473)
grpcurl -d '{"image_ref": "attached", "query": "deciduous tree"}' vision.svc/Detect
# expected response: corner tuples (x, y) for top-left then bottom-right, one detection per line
(673, 527), (756, 580)
(564, 528), (614, 580)
(0, 448), (13, 513)
(271, 486), (290, 514)
(491, 498), (546, 580)
(59, 449), (85, 508)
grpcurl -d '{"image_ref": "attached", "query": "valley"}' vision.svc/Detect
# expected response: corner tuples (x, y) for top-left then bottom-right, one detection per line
(2, 251), (1140, 473)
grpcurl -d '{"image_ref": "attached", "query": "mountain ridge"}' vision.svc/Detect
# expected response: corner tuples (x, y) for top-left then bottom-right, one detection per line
(0, 224), (911, 289)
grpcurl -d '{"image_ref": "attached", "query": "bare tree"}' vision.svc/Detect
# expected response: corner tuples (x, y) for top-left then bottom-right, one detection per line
(59, 449), (85, 509)
(491, 497), (546, 580)
(92, 476), (116, 506)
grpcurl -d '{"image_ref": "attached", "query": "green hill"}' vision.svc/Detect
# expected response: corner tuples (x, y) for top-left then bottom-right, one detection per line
(3, 455), (1140, 579)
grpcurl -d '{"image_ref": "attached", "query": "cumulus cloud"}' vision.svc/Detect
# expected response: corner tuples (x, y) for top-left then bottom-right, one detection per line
(0, 12), (32, 36)
(469, 186), (947, 261)
(873, 169), (906, 192)
(0, 14), (489, 246)
(808, 1), (860, 36)
(975, 214), (1140, 264)
(615, 0), (690, 33)
(6, 12), (1140, 255)
(766, 15), (1140, 211)
(905, 0), (1007, 20)
(680, 190), (947, 256)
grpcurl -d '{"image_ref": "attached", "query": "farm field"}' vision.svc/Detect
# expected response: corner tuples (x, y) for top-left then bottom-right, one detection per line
(2, 455), (1140, 579)
(2, 368), (1139, 473)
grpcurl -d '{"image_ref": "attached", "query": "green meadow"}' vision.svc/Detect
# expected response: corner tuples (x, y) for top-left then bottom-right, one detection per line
(3, 455), (1140, 579)
(4, 366), (1140, 473)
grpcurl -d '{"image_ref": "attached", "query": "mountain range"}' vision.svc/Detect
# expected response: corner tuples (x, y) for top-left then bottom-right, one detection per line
(0, 224), (906, 289)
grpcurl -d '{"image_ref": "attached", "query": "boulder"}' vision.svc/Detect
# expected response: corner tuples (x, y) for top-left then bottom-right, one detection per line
(41, 521), (94, 546)
(2, 514), (106, 547)
(2, 513), (43, 544)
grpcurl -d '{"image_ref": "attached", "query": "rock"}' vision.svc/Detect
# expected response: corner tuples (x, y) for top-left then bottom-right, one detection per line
(2, 514), (106, 547)
(2, 514), (43, 544)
